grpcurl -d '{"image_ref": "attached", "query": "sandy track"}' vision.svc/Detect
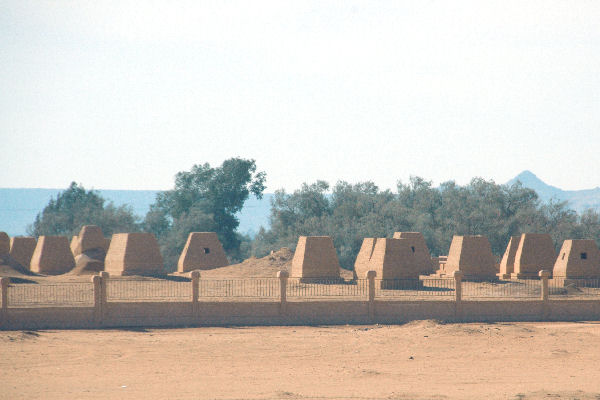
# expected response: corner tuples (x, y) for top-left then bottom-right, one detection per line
(1, 321), (600, 400)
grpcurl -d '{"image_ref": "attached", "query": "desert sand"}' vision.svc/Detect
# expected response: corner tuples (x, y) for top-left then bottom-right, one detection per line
(1, 321), (600, 400)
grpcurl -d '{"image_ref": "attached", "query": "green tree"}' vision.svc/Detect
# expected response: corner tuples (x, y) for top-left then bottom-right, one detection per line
(29, 182), (141, 237)
(252, 180), (402, 268)
(144, 158), (266, 269)
(252, 175), (600, 271)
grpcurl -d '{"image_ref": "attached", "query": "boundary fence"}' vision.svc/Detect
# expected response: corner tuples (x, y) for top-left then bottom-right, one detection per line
(2, 270), (600, 309)
(462, 279), (541, 299)
(375, 278), (455, 299)
(2, 271), (600, 330)
(108, 279), (191, 302)
(549, 278), (600, 298)
(7, 282), (94, 307)
(286, 278), (368, 299)
(199, 278), (280, 299)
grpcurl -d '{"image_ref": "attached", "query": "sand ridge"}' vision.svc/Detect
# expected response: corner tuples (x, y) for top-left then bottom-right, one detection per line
(197, 248), (352, 280)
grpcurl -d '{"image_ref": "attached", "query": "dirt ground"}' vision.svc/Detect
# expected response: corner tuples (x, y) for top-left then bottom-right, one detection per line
(1, 321), (600, 400)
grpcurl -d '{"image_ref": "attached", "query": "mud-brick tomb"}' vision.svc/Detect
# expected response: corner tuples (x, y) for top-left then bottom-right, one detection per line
(291, 236), (341, 281)
(498, 233), (556, 279)
(71, 225), (109, 257)
(553, 239), (600, 279)
(498, 235), (521, 279)
(354, 238), (378, 279)
(0, 232), (9, 256)
(9, 236), (37, 270)
(354, 234), (432, 283)
(368, 238), (430, 289)
(392, 232), (435, 275)
(1, 232), (37, 272)
(439, 235), (497, 280)
(177, 232), (229, 272)
(104, 232), (163, 276)
(0, 232), (37, 272)
(71, 225), (110, 274)
(30, 236), (75, 275)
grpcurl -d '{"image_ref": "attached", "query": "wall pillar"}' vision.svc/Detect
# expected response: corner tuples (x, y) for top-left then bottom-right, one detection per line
(191, 270), (200, 317)
(539, 270), (551, 318)
(277, 270), (289, 315)
(99, 271), (109, 321)
(1, 277), (9, 325)
(366, 270), (376, 319)
(0, 277), (8, 309)
(453, 271), (463, 320)
(91, 275), (102, 325)
(539, 270), (550, 301)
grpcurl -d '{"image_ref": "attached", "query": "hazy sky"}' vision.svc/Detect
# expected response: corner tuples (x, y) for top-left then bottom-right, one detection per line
(1, 1), (599, 192)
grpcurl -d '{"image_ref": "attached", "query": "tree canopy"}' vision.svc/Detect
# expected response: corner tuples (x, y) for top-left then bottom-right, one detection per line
(29, 171), (600, 274)
(144, 158), (266, 269)
(29, 182), (140, 237)
(252, 177), (600, 269)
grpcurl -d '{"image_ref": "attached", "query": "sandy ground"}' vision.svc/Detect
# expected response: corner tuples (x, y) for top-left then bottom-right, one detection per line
(1, 321), (600, 400)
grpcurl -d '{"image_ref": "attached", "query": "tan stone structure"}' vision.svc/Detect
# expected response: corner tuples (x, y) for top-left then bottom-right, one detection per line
(392, 232), (434, 274)
(104, 233), (164, 276)
(355, 233), (434, 279)
(73, 254), (105, 274)
(177, 232), (229, 272)
(291, 236), (341, 280)
(30, 236), (75, 275)
(70, 236), (78, 255)
(354, 238), (377, 279)
(67, 225), (111, 275)
(498, 235), (520, 279)
(553, 239), (600, 279)
(9, 236), (37, 270)
(432, 256), (448, 273)
(511, 233), (556, 279)
(367, 238), (423, 280)
(0, 231), (9, 256)
(442, 235), (496, 280)
(71, 225), (109, 257)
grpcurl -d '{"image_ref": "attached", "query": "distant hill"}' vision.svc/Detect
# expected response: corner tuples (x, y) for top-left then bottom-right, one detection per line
(507, 170), (600, 213)
(0, 188), (272, 237)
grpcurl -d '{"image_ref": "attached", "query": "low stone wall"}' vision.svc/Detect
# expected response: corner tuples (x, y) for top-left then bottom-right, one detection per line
(3, 298), (600, 330)
(2, 271), (600, 330)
